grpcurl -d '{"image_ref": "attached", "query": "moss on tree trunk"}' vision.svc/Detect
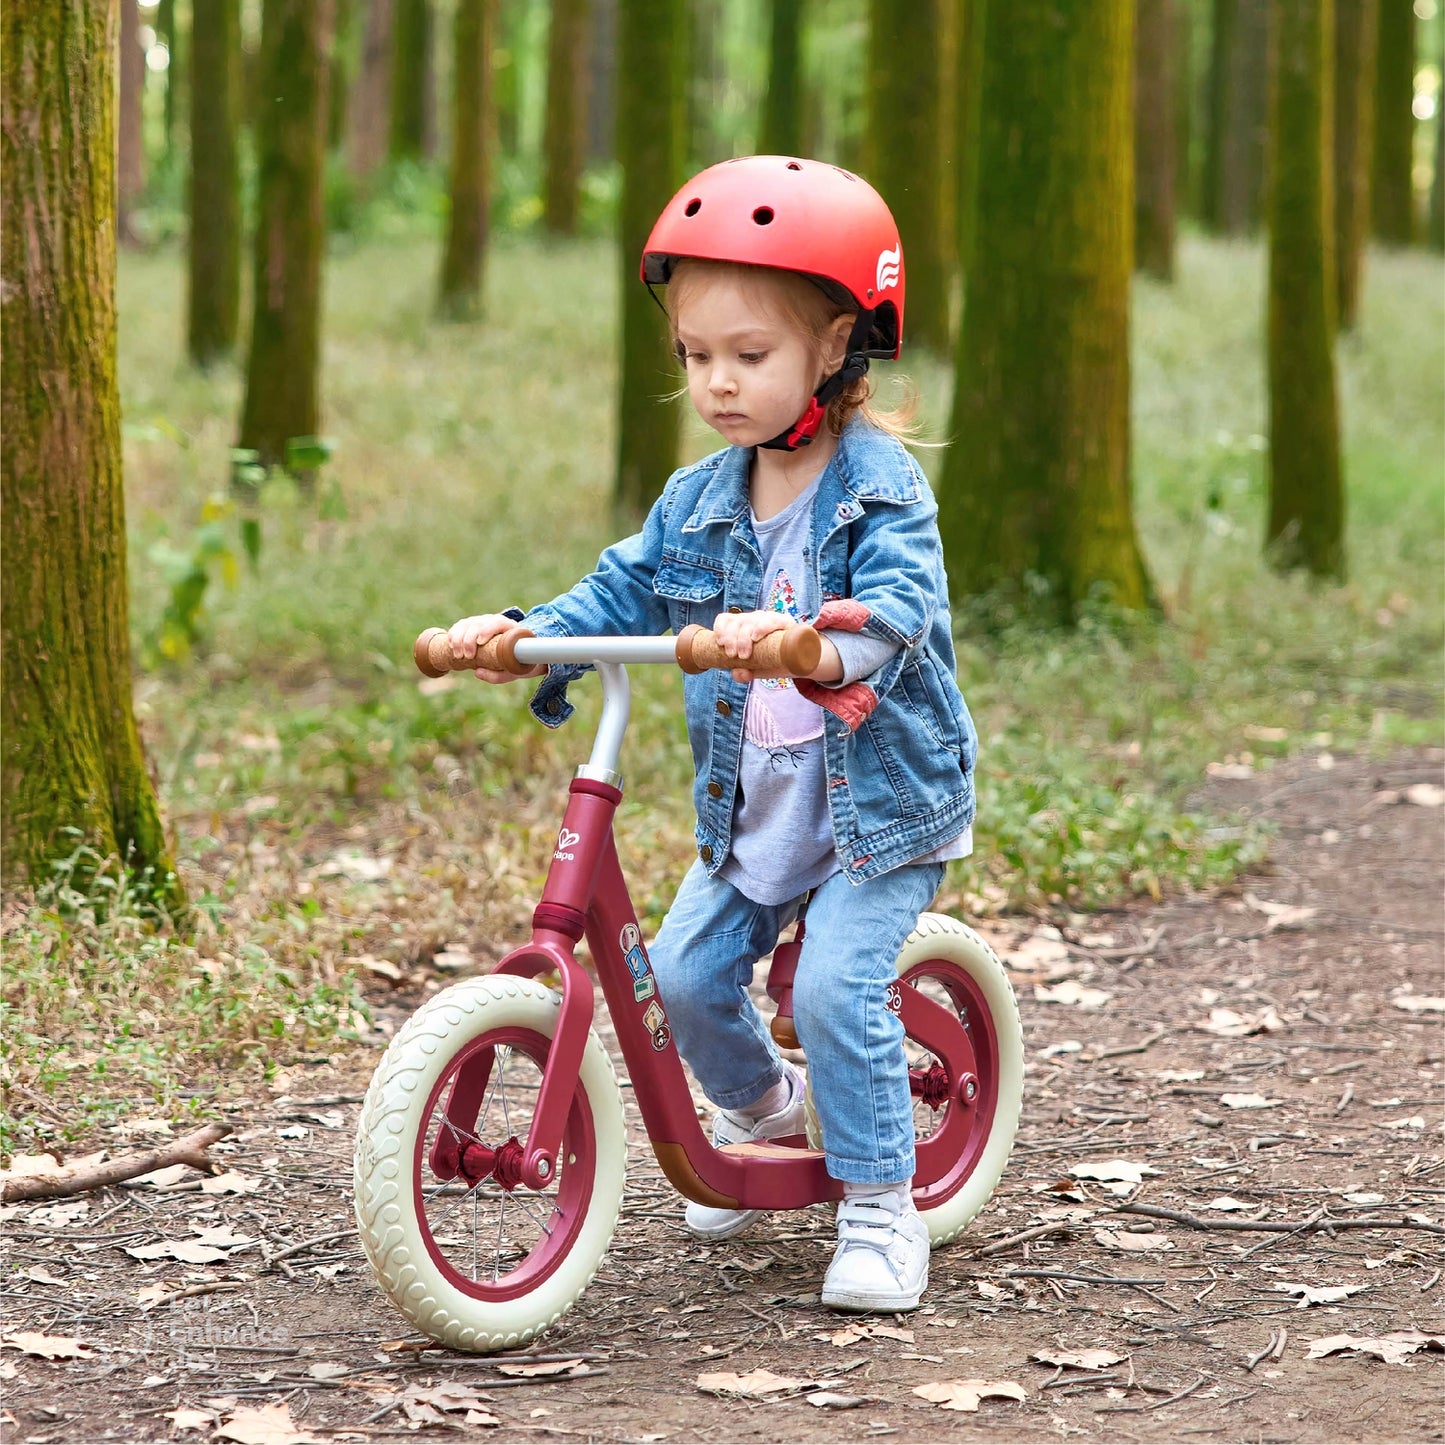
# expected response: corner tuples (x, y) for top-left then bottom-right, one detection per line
(939, 0), (1152, 622)
(759, 0), (803, 157)
(1371, 0), (1415, 243)
(1135, 0), (1179, 279)
(543, 0), (589, 236)
(1333, 0), (1377, 328)
(1267, 0), (1345, 579)
(438, 0), (493, 318)
(613, 0), (683, 520)
(866, 0), (951, 356)
(188, 0), (242, 367)
(1, 2), (184, 914)
(238, 0), (332, 469)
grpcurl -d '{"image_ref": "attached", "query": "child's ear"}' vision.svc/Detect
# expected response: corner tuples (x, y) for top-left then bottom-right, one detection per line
(822, 315), (854, 375)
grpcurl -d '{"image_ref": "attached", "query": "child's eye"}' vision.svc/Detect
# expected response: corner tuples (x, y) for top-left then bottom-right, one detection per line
(739, 351), (767, 365)
(683, 350), (708, 365)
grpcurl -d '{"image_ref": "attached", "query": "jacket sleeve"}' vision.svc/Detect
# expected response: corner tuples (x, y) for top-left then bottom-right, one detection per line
(520, 484), (674, 729)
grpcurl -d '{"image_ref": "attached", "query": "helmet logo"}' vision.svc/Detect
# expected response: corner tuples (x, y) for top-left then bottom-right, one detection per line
(875, 244), (901, 293)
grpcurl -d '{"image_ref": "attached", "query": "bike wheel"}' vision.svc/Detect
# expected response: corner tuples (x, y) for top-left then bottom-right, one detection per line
(805, 913), (1023, 1247)
(353, 975), (626, 1352)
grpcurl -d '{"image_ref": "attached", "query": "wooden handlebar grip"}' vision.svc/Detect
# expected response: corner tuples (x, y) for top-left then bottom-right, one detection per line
(413, 625), (535, 677)
(675, 623), (822, 678)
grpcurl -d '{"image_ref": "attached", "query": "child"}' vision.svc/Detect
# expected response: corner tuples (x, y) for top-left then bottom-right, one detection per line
(446, 156), (977, 1313)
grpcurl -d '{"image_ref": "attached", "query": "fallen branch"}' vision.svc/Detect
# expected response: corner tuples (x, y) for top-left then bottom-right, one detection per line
(972, 1218), (1095, 1257)
(0, 1123), (231, 1203)
(1115, 1201), (1445, 1239)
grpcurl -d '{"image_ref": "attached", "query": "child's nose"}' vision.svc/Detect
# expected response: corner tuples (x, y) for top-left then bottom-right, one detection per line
(708, 364), (737, 395)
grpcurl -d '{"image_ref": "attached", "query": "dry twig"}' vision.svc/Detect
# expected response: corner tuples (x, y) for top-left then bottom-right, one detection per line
(0, 1123), (231, 1203)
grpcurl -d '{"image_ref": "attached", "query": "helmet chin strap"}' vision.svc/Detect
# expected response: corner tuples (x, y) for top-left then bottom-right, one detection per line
(760, 311), (878, 452)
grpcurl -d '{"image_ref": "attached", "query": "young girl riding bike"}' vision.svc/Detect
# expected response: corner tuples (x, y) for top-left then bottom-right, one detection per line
(446, 156), (977, 1313)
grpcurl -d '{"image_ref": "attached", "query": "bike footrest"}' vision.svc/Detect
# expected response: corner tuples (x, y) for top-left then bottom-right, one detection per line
(718, 1139), (824, 1160)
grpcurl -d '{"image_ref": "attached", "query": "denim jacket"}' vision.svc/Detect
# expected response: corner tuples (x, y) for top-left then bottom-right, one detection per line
(518, 419), (978, 885)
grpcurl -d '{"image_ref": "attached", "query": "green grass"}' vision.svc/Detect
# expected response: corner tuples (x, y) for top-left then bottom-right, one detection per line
(3, 226), (1440, 1152)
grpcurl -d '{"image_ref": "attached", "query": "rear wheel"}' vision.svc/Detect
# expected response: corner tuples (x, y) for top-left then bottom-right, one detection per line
(806, 913), (1022, 1246)
(353, 975), (626, 1352)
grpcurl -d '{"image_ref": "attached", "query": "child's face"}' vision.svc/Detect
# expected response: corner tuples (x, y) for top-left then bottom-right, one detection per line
(674, 272), (833, 450)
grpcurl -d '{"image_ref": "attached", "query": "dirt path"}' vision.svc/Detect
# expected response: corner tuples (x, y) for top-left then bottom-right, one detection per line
(3, 749), (1441, 1443)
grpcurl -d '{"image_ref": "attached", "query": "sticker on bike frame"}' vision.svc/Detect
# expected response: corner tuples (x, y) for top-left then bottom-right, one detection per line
(620, 922), (641, 953)
(885, 983), (903, 1015)
(633, 973), (656, 1003)
(642, 1000), (666, 1034)
(651, 1022), (672, 1051)
(625, 944), (651, 981)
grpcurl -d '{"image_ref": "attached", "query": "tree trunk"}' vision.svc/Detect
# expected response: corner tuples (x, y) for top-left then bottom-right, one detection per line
(939, 0), (1152, 621)
(586, 0), (618, 162)
(157, 0), (181, 159)
(1371, 0), (1415, 243)
(866, 0), (951, 356)
(1175, 0), (1197, 216)
(389, 0), (431, 162)
(1333, 0), (1376, 328)
(438, 0), (493, 317)
(1, 3), (184, 913)
(1204, 0), (1271, 232)
(1431, 43), (1445, 251)
(954, 0), (983, 273)
(238, 0), (333, 468)
(543, 0), (589, 235)
(1267, 0), (1345, 579)
(118, 0), (146, 243)
(329, 0), (356, 151)
(347, 0), (393, 180)
(1135, 0), (1178, 279)
(759, 0), (804, 157)
(188, 0), (242, 367)
(614, 0), (684, 520)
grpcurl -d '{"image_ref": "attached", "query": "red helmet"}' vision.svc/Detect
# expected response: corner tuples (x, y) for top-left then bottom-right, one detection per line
(641, 156), (905, 360)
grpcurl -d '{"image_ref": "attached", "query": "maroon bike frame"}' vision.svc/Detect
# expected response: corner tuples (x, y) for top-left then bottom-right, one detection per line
(449, 776), (987, 1210)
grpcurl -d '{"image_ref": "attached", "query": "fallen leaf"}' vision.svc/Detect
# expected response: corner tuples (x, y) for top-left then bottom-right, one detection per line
(126, 1241), (232, 1265)
(697, 1367), (812, 1397)
(1381, 1116), (1426, 1131)
(806, 1391), (868, 1409)
(24, 1266), (67, 1287)
(1304, 1331), (1445, 1365)
(215, 1402), (322, 1445)
(1274, 1283), (1370, 1308)
(912, 1378), (1027, 1412)
(200, 1171), (260, 1196)
(162, 1408), (214, 1434)
(1033, 1349), (1125, 1371)
(1068, 1160), (1161, 1184)
(130, 1163), (193, 1190)
(1038, 1040), (1084, 1058)
(113, 1117), (174, 1137)
(1204, 1196), (1254, 1212)
(1391, 996), (1445, 1014)
(495, 1359), (584, 1378)
(1094, 1229), (1175, 1252)
(464, 1409), (501, 1426)
(1034, 980), (1113, 1010)
(1201, 1007), (1285, 1037)
(320, 850), (391, 882)
(1005, 933), (1072, 971)
(1219, 1093), (1283, 1110)
(190, 1225), (256, 1248)
(307, 1362), (349, 1381)
(977, 1281), (1010, 1300)
(1, 1332), (94, 1360)
(1403, 783), (1445, 807)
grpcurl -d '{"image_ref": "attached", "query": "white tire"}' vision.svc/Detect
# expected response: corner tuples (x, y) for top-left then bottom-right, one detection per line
(805, 912), (1023, 1246)
(353, 975), (626, 1352)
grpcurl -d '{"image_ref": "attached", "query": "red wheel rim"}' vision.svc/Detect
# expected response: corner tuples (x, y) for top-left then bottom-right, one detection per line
(901, 957), (1002, 1211)
(411, 1026), (596, 1301)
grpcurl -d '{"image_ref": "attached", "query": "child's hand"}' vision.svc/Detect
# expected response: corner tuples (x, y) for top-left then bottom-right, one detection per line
(446, 614), (547, 684)
(710, 609), (792, 682)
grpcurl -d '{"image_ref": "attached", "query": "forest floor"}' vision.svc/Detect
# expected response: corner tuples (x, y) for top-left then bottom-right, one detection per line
(2, 747), (1442, 1445)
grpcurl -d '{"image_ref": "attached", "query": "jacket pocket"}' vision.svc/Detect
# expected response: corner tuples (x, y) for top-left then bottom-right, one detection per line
(653, 552), (725, 628)
(895, 655), (958, 751)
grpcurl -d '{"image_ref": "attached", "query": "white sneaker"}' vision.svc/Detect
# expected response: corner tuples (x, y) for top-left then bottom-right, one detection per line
(820, 1187), (930, 1312)
(684, 1065), (806, 1241)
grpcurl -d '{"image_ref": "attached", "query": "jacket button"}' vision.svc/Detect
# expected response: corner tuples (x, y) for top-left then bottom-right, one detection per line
(727, 605), (743, 614)
(716, 699), (731, 717)
(706, 781), (723, 798)
(699, 844), (714, 862)
(545, 698), (562, 716)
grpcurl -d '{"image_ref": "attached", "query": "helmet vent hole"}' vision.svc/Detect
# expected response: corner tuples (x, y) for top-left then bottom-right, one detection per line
(752, 206), (775, 225)
(786, 161), (802, 171)
(684, 198), (702, 216)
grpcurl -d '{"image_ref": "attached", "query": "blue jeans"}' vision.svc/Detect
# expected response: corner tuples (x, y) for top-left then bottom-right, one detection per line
(648, 859), (944, 1185)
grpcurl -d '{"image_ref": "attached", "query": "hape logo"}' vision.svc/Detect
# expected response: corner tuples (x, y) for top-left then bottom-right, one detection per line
(554, 827), (581, 862)
(875, 243), (901, 293)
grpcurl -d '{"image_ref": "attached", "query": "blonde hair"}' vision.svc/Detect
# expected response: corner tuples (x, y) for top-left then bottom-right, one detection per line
(665, 259), (918, 441)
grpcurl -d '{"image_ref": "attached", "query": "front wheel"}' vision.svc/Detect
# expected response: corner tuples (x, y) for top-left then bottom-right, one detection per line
(353, 975), (626, 1352)
(806, 913), (1023, 1247)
